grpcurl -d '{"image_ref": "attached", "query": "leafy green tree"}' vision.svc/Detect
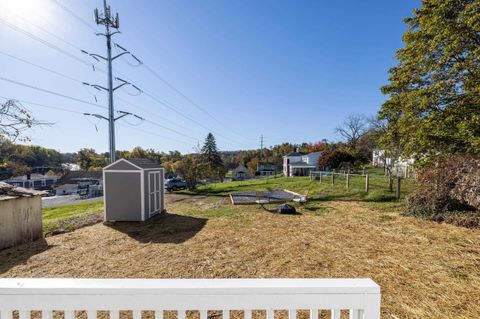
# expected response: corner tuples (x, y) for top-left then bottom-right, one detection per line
(77, 148), (97, 171)
(174, 154), (204, 190)
(380, 0), (480, 163)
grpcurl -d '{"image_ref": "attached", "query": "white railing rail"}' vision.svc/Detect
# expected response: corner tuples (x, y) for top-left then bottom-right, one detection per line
(0, 278), (381, 319)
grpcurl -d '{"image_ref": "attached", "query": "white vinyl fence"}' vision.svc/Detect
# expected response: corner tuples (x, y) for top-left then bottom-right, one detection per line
(0, 279), (380, 319)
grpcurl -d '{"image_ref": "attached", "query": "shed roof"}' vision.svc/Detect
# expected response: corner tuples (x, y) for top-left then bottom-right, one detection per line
(104, 158), (162, 171)
(126, 158), (162, 169)
(0, 182), (46, 200)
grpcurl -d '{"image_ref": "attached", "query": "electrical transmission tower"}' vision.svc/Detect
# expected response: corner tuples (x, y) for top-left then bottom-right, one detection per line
(81, 0), (143, 163)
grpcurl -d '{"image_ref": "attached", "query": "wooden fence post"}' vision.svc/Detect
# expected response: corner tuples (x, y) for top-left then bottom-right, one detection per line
(365, 174), (369, 193)
(396, 177), (401, 200)
(319, 173), (322, 184)
(388, 173), (393, 192)
(346, 174), (349, 189)
(332, 172), (335, 185)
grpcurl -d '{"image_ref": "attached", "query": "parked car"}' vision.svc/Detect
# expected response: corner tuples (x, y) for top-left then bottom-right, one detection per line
(165, 178), (188, 192)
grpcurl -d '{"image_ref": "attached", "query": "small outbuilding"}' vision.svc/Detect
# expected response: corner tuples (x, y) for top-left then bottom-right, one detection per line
(103, 158), (165, 222)
(0, 182), (45, 250)
(232, 164), (252, 181)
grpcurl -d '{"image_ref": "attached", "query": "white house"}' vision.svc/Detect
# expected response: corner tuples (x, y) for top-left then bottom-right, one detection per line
(3, 173), (61, 190)
(372, 149), (415, 177)
(372, 149), (390, 167)
(54, 183), (79, 196)
(283, 150), (322, 177)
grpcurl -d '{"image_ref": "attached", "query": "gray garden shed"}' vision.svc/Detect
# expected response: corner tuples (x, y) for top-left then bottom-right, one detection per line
(103, 158), (165, 222)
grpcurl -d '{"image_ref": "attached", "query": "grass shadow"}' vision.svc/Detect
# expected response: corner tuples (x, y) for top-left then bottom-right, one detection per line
(0, 239), (53, 274)
(105, 212), (207, 244)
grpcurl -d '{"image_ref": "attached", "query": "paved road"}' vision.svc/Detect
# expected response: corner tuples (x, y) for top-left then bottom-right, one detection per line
(42, 195), (103, 208)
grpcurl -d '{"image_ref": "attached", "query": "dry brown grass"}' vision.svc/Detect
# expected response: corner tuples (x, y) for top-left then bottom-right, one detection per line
(1, 195), (479, 318)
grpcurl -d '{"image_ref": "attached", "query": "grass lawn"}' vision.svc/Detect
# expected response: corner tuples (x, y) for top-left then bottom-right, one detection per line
(182, 168), (416, 203)
(2, 172), (477, 318)
(40, 168), (407, 233)
(42, 201), (104, 234)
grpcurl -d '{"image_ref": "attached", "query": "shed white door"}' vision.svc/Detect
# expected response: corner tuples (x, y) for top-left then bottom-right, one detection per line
(148, 171), (161, 216)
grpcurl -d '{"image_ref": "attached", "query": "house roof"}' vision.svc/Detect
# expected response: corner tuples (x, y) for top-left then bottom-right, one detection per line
(5, 173), (61, 182)
(307, 151), (322, 156)
(285, 152), (305, 157)
(58, 171), (102, 185)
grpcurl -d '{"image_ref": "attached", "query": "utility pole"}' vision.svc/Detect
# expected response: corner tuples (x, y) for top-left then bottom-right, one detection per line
(260, 134), (264, 161)
(82, 0), (143, 163)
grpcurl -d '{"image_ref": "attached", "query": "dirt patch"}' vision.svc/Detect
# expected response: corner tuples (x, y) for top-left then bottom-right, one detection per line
(46, 212), (104, 236)
(1, 198), (479, 318)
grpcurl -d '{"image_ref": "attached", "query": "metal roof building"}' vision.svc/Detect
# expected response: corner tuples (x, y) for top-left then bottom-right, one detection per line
(103, 158), (165, 222)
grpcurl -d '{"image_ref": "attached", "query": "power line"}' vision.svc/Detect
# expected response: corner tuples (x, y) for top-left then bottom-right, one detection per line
(0, 76), (106, 110)
(0, 17), (92, 68)
(141, 89), (249, 146)
(0, 50), (83, 84)
(0, 97), (193, 147)
(1, 9), (252, 147)
(0, 96), (84, 115)
(53, 0), (256, 142)
(0, 95), (194, 147)
(0, 50), (198, 140)
(50, 0), (99, 33)
(0, 2), (84, 53)
(0, 49), (186, 132)
(0, 77), (199, 141)
(122, 48), (257, 142)
(116, 123), (193, 147)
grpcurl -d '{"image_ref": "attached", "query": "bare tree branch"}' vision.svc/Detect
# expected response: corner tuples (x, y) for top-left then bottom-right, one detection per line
(0, 99), (51, 142)
(335, 114), (368, 149)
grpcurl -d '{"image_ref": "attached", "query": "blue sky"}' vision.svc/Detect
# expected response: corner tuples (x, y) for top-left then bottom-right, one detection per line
(0, 0), (419, 153)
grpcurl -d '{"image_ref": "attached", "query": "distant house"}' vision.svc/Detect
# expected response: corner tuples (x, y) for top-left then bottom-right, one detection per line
(257, 162), (277, 177)
(56, 171), (103, 197)
(3, 173), (61, 190)
(54, 183), (78, 196)
(61, 163), (81, 171)
(232, 164), (252, 181)
(283, 150), (322, 177)
(372, 149), (391, 168)
(372, 149), (415, 178)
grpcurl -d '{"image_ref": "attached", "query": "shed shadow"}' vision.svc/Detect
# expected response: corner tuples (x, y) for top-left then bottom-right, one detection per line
(0, 239), (53, 274)
(105, 212), (207, 244)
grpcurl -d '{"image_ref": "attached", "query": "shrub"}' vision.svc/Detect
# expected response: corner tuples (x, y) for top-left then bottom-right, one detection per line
(318, 150), (355, 170)
(405, 155), (480, 226)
